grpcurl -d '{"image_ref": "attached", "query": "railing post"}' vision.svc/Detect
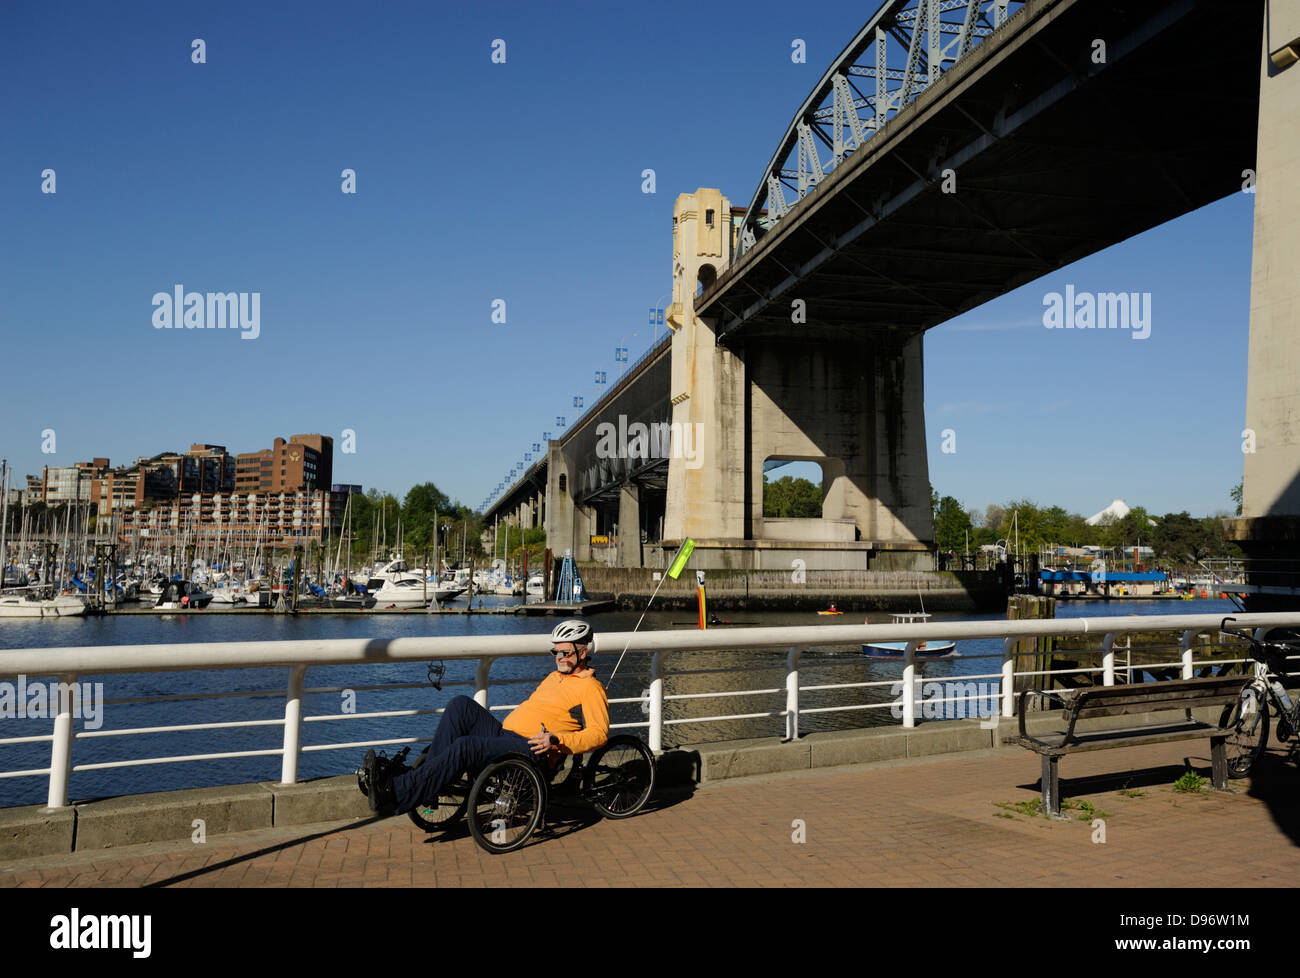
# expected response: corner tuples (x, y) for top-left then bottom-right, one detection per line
(47, 672), (77, 809)
(475, 657), (494, 707)
(785, 646), (803, 741)
(280, 664), (307, 784)
(1102, 633), (1118, 686)
(649, 651), (665, 752)
(1181, 629), (1196, 680)
(902, 643), (917, 728)
(1001, 637), (1016, 717)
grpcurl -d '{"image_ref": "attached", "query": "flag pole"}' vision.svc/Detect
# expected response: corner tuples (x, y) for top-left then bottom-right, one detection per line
(606, 539), (693, 685)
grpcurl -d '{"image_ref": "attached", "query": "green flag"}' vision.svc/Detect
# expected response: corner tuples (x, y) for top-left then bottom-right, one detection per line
(667, 539), (696, 579)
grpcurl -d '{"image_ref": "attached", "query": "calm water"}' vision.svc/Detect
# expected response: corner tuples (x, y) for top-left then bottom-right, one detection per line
(0, 596), (1239, 807)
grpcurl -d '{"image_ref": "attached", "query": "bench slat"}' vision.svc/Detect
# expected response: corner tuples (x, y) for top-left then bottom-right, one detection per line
(1013, 721), (1225, 757)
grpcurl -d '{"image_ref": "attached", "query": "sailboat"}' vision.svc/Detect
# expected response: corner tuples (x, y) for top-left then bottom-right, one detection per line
(0, 461), (89, 618)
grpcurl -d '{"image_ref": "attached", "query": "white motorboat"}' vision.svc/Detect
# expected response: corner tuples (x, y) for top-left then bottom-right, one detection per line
(862, 612), (957, 658)
(0, 592), (89, 618)
(209, 582), (251, 605)
(372, 578), (438, 608)
(526, 573), (544, 597)
(430, 581), (466, 603)
(364, 557), (427, 592)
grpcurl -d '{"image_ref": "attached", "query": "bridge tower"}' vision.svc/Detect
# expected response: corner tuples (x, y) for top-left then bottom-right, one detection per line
(661, 188), (933, 570)
(1226, 6), (1300, 607)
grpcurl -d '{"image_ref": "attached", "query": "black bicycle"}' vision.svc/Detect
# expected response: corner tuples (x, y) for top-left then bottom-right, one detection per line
(1218, 617), (1300, 777)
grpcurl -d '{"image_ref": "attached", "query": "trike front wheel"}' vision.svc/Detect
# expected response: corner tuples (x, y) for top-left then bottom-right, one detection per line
(585, 735), (655, 819)
(406, 746), (469, 832)
(467, 755), (546, 854)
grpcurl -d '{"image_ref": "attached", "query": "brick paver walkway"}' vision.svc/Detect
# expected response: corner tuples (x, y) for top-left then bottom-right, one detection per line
(4, 741), (1299, 887)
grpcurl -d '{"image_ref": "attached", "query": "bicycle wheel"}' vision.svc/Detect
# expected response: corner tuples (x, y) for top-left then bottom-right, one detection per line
(467, 756), (546, 854)
(1219, 690), (1269, 778)
(405, 748), (470, 832)
(585, 736), (655, 819)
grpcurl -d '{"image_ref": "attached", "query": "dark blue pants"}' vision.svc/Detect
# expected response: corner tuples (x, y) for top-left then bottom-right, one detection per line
(392, 695), (531, 814)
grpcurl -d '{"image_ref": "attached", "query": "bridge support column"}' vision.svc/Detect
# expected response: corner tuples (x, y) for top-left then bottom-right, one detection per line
(1225, 11), (1300, 608)
(746, 329), (932, 557)
(617, 482), (642, 568)
(661, 188), (932, 570)
(545, 444), (575, 557)
(574, 503), (594, 561)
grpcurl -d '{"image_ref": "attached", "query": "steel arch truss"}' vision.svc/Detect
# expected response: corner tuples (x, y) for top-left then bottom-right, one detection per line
(736, 0), (1023, 257)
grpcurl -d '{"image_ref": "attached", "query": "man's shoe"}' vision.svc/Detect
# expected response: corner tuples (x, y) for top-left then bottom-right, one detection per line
(358, 748), (405, 816)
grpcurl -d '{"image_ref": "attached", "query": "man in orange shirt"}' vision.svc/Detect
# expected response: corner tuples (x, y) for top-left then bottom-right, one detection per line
(359, 620), (608, 816)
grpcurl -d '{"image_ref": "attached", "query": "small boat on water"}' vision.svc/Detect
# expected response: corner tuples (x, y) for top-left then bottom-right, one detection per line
(154, 580), (214, 610)
(0, 592), (89, 618)
(862, 612), (957, 658)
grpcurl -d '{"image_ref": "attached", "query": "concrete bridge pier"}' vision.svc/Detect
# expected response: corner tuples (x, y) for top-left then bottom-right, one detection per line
(661, 188), (933, 570)
(617, 482), (642, 567)
(1226, 6), (1300, 608)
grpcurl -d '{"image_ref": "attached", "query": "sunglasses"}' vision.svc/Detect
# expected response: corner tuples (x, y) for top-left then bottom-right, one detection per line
(553, 648), (581, 657)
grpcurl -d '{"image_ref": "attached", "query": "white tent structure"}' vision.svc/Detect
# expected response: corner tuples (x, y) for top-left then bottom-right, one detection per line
(1086, 499), (1130, 525)
(1086, 499), (1158, 527)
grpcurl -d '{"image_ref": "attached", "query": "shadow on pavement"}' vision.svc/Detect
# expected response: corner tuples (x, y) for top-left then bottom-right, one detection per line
(144, 818), (376, 888)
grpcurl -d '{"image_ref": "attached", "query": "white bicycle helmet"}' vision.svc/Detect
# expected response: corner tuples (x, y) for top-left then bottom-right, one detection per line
(550, 619), (593, 647)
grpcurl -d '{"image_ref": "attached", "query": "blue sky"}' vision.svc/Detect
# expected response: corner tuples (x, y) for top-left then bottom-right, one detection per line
(0, 0), (1253, 520)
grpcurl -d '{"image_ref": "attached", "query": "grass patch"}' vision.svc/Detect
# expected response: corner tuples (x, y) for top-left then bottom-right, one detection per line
(1173, 770), (1209, 794)
(995, 798), (1043, 817)
(1118, 788), (1146, 798)
(1062, 798), (1112, 821)
(994, 797), (1111, 820)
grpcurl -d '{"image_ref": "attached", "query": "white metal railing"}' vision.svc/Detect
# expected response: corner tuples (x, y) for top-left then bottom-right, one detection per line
(3, 611), (1300, 809)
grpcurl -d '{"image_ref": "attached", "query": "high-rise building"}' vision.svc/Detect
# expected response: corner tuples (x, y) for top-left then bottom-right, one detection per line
(236, 434), (333, 493)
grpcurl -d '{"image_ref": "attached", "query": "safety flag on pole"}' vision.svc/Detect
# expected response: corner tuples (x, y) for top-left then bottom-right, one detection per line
(667, 538), (695, 579)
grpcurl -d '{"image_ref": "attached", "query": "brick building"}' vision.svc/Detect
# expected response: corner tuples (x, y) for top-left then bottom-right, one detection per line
(235, 435), (333, 493)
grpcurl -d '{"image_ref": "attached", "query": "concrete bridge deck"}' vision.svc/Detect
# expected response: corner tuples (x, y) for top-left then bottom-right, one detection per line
(4, 738), (1297, 889)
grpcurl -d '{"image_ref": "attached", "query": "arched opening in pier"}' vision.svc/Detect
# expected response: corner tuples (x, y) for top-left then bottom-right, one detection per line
(762, 459), (826, 518)
(696, 264), (716, 298)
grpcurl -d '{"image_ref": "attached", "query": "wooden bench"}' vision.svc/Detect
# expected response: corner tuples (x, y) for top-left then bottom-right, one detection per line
(1010, 676), (1248, 815)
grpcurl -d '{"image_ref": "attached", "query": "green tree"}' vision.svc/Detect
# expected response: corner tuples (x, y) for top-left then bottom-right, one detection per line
(1231, 483), (1243, 517)
(763, 476), (822, 518)
(933, 496), (973, 552)
(402, 482), (452, 550)
(1102, 506), (1154, 551)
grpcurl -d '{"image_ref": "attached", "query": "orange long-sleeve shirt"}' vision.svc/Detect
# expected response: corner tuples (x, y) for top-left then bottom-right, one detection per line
(503, 669), (609, 755)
